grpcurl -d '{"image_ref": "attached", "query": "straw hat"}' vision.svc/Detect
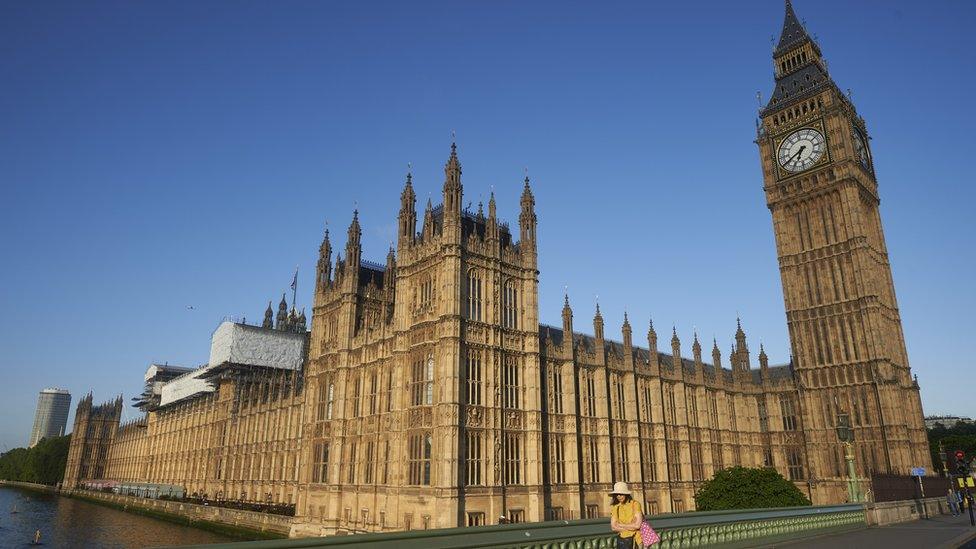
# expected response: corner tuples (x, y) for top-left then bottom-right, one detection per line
(610, 481), (631, 496)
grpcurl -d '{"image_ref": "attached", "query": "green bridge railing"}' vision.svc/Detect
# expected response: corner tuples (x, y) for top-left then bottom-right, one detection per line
(165, 503), (865, 549)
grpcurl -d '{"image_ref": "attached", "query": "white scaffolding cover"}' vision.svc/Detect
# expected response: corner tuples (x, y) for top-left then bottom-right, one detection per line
(157, 322), (304, 407)
(208, 322), (305, 371)
(159, 365), (215, 407)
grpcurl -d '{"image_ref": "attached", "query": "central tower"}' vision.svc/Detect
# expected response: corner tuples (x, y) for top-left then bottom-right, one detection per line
(301, 142), (542, 534)
(757, 1), (929, 500)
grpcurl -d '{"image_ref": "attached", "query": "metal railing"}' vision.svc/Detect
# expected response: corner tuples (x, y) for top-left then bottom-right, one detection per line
(163, 503), (866, 549)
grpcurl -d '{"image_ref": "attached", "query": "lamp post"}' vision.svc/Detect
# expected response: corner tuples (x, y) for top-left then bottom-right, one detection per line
(836, 412), (860, 503)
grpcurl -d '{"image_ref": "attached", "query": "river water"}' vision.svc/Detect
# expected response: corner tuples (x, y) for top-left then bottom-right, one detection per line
(0, 486), (237, 548)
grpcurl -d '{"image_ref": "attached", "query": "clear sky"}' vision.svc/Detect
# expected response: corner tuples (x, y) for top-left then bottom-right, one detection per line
(1, 1), (973, 451)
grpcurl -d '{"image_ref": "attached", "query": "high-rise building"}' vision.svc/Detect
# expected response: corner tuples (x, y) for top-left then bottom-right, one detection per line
(28, 388), (71, 448)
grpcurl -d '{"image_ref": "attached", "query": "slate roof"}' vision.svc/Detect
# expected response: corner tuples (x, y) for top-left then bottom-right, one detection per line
(774, 0), (810, 57)
(359, 260), (386, 289)
(763, 62), (832, 116)
(432, 203), (514, 247)
(761, 0), (837, 117)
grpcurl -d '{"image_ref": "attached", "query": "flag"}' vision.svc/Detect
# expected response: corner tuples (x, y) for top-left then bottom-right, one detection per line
(291, 268), (298, 291)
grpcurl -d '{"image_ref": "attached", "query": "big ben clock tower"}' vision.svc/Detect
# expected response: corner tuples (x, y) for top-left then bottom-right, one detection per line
(758, 1), (930, 500)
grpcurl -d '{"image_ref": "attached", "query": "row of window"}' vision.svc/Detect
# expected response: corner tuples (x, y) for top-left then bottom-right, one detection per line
(310, 433), (431, 486)
(465, 271), (521, 329)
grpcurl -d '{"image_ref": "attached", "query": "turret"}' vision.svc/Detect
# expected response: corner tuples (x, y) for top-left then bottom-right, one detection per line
(398, 170), (417, 247)
(592, 302), (605, 366)
(735, 317), (751, 370)
(759, 343), (769, 381)
(593, 302), (605, 342)
(263, 301), (274, 329)
(385, 245), (396, 276)
(486, 192), (499, 241)
(345, 210), (362, 278)
(647, 318), (659, 371)
(422, 198), (435, 239)
(276, 293), (288, 330)
(383, 244), (396, 317)
(692, 331), (702, 366)
(561, 293), (574, 357)
(442, 141), (462, 229)
(519, 175), (537, 249)
(622, 312), (633, 369)
(712, 338), (722, 369)
(671, 327), (681, 375)
(316, 227), (332, 292)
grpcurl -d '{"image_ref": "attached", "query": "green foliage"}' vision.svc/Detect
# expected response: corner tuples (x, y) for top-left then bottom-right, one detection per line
(0, 435), (71, 485)
(927, 421), (976, 475)
(694, 466), (812, 511)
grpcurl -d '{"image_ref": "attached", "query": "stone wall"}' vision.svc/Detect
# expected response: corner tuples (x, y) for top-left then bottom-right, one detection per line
(865, 496), (953, 526)
(0, 480), (58, 494)
(68, 489), (292, 536)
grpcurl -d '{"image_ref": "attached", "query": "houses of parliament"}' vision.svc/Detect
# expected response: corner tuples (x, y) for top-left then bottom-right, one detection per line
(63, 1), (931, 537)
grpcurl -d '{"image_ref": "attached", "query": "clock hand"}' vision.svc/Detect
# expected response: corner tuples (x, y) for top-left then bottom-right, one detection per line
(787, 145), (806, 165)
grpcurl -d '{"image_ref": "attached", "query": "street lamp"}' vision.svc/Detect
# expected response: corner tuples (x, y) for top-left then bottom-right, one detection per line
(836, 412), (860, 503)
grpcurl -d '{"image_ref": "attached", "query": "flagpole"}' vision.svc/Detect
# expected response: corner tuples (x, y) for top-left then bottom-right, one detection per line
(291, 265), (299, 311)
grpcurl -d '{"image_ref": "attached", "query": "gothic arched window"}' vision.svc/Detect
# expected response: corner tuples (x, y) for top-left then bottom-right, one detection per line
(466, 269), (483, 321)
(503, 280), (519, 329)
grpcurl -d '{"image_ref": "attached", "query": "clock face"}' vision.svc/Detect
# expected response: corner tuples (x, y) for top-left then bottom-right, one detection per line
(852, 127), (871, 171)
(777, 128), (826, 173)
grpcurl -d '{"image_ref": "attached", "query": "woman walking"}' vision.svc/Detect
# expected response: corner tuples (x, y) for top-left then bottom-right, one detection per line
(610, 482), (642, 549)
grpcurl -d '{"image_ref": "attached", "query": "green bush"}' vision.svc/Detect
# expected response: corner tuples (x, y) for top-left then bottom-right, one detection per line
(694, 466), (811, 511)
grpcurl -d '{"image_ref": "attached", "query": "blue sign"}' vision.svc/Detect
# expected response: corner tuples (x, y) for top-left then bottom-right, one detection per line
(911, 467), (926, 477)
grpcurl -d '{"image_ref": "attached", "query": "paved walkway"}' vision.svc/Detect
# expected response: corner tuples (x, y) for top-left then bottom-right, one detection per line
(770, 513), (976, 549)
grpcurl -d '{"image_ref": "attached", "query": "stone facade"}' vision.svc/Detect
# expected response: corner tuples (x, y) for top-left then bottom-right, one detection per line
(64, 394), (123, 485)
(62, 0), (931, 538)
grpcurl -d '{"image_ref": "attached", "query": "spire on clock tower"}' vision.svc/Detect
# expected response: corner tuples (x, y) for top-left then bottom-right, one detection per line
(774, 0), (815, 58)
(762, 0), (834, 115)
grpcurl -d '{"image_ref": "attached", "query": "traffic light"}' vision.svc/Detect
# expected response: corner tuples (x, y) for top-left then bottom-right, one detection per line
(956, 450), (969, 475)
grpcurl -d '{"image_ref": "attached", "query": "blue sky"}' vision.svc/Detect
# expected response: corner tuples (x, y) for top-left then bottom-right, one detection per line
(1, 1), (973, 450)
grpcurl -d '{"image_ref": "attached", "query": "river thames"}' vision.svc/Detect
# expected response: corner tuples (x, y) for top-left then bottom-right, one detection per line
(1, 486), (237, 548)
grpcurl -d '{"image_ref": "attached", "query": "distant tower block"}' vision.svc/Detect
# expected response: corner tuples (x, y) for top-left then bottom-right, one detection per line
(28, 388), (71, 448)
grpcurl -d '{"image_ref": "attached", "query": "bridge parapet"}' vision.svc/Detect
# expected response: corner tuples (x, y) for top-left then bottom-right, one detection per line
(166, 504), (866, 549)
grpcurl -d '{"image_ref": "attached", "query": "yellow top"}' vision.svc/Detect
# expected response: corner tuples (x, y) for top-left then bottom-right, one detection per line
(611, 500), (643, 545)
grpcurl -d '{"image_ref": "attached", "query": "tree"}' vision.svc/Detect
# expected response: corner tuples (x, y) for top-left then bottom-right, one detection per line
(0, 435), (71, 485)
(927, 421), (976, 475)
(694, 466), (811, 511)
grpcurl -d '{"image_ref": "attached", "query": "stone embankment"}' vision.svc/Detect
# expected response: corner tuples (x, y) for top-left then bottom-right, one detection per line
(0, 480), (289, 539)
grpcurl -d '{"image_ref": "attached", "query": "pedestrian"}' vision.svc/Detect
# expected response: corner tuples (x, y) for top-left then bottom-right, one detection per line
(610, 481), (642, 549)
(948, 488), (960, 516)
(958, 490), (965, 512)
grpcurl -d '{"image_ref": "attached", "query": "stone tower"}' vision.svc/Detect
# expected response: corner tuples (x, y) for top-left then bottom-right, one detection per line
(63, 393), (123, 489)
(756, 0), (930, 500)
(302, 141), (541, 532)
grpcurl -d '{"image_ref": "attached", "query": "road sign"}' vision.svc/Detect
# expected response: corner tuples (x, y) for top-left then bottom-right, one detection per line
(910, 467), (926, 477)
(958, 477), (975, 488)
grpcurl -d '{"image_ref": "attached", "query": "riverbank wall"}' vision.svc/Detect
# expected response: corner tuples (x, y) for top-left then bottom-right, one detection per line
(0, 480), (290, 540)
(0, 480), (58, 494)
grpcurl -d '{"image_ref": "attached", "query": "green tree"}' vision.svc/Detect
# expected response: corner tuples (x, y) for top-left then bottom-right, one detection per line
(0, 435), (71, 485)
(928, 421), (976, 475)
(694, 466), (811, 511)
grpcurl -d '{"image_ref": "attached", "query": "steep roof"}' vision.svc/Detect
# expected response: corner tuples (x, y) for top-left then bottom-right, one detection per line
(774, 0), (810, 57)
